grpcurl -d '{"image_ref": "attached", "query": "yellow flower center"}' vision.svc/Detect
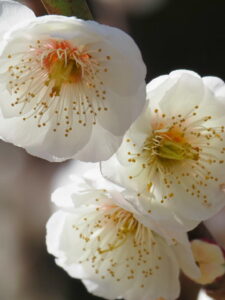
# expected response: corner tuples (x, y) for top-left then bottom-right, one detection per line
(126, 106), (225, 206)
(97, 208), (139, 254)
(42, 40), (85, 96)
(144, 127), (200, 162)
(73, 198), (167, 288)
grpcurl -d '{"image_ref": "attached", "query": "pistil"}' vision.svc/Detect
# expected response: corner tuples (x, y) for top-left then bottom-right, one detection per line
(148, 132), (199, 162)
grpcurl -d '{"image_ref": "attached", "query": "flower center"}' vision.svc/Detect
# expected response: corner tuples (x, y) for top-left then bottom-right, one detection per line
(126, 106), (225, 206)
(6, 39), (110, 136)
(42, 41), (85, 96)
(144, 127), (199, 162)
(74, 197), (166, 288)
(97, 208), (139, 254)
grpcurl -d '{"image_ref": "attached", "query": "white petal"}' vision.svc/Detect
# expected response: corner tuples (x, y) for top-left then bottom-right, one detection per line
(146, 69), (201, 105)
(146, 75), (168, 94)
(215, 85), (225, 99)
(170, 69), (201, 79)
(97, 83), (146, 136)
(82, 237), (180, 300)
(167, 176), (225, 221)
(198, 290), (213, 300)
(172, 236), (200, 280)
(52, 183), (85, 208)
(0, 0), (35, 41)
(46, 211), (68, 258)
(146, 69), (200, 109)
(48, 211), (86, 264)
(26, 121), (92, 162)
(159, 72), (204, 116)
(203, 76), (224, 93)
(73, 122), (122, 162)
(0, 112), (48, 148)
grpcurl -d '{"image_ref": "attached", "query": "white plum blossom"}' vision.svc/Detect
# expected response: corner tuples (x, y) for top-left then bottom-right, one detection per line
(190, 239), (225, 285)
(198, 290), (214, 300)
(46, 166), (200, 300)
(0, 0), (146, 162)
(102, 70), (225, 229)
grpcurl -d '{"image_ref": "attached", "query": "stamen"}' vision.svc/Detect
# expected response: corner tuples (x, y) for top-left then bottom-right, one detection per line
(73, 201), (164, 284)
(144, 129), (199, 162)
(6, 39), (110, 136)
(126, 105), (225, 207)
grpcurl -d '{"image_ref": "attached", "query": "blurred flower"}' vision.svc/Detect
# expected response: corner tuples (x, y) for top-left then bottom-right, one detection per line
(102, 70), (225, 229)
(46, 166), (199, 300)
(197, 290), (213, 300)
(0, 1), (146, 162)
(190, 240), (225, 285)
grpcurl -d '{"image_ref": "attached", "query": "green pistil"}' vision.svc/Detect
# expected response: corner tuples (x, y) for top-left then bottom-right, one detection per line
(47, 59), (82, 97)
(49, 59), (81, 84)
(158, 139), (199, 161)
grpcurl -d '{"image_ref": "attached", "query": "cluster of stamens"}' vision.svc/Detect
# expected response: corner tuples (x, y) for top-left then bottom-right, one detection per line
(126, 105), (225, 207)
(72, 196), (167, 288)
(7, 39), (111, 136)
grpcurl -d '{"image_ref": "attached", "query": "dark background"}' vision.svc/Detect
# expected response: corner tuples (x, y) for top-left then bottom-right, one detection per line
(129, 0), (225, 82)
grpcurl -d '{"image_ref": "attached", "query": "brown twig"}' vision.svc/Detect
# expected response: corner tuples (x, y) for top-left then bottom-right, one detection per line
(21, 0), (47, 16)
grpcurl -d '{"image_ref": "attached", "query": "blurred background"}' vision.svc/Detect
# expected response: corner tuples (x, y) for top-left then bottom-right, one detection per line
(0, 0), (225, 299)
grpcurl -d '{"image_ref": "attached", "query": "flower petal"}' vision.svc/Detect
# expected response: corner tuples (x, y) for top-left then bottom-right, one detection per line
(203, 76), (224, 93)
(73, 122), (122, 162)
(0, 0), (35, 41)
(26, 120), (92, 162)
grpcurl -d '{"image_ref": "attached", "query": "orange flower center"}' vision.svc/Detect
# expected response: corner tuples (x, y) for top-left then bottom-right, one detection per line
(144, 125), (200, 162)
(40, 40), (91, 97)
